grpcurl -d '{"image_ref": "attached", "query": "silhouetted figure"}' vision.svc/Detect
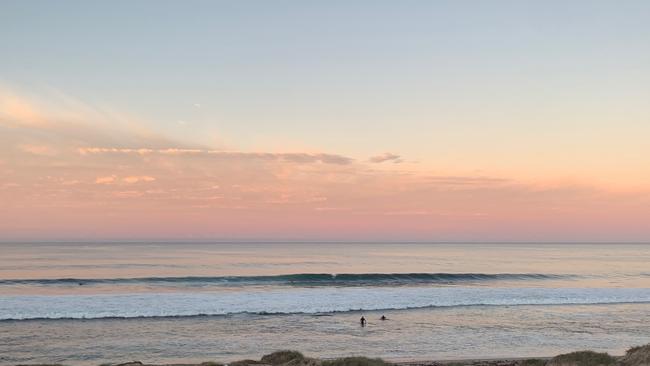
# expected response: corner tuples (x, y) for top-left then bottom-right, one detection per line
(380, 315), (387, 321)
(360, 316), (366, 326)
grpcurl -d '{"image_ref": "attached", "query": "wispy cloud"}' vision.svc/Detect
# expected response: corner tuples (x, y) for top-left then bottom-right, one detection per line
(95, 176), (116, 184)
(369, 153), (402, 163)
(0, 90), (46, 127)
(122, 176), (156, 184)
(2, 86), (649, 241)
(423, 176), (510, 187)
(19, 144), (57, 156)
(78, 147), (354, 165)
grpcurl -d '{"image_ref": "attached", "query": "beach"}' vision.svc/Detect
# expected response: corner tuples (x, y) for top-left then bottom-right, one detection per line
(4, 2), (650, 365)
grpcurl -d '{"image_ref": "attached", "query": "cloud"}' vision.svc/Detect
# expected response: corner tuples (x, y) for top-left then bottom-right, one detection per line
(95, 175), (116, 184)
(77, 147), (354, 165)
(112, 191), (144, 198)
(369, 153), (402, 163)
(3, 86), (650, 241)
(0, 91), (45, 127)
(122, 176), (156, 184)
(314, 207), (351, 212)
(423, 175), (510, 187)
(382, 210), (431, 216)
(78, 147), (156, 155)
(95, 175), (155, 184)
(19, 144), (56, 156)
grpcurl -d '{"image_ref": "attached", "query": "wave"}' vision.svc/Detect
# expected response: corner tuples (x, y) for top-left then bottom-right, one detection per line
(2, 286), (649, 321)
(0, 272), (569, 287)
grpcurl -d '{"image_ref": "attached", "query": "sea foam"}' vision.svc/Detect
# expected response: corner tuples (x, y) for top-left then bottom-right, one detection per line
(2, 286), (650, 320)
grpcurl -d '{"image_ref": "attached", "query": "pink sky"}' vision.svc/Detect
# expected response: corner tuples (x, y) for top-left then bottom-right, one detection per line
(1, 88), (649, 241)
(3, 2), (650, 241)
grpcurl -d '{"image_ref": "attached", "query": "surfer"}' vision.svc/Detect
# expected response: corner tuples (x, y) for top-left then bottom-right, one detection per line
(380, 315), (387, 320)
(360, 316), (366, 326)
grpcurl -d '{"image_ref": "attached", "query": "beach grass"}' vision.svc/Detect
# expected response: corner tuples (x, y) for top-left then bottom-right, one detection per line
(261, 351), (306, 365)
(547, 351), (616, 366)
(21, 342), (650, 366)
(229, 360), (265, 366)
(322, 357), (390, 366)
(620, 344), (650, 366)
(520, 359), (547, 366)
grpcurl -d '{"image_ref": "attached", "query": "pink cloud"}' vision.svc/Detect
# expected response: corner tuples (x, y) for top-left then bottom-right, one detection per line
(78, 147), (354, 165)
(122, 176), (156, 184)
(369, 153), (402, 163)
(19, 144), (56, 156)
(0, 91), (45, 127)
(95, 175), (116, 184)
(2, 87), (650, 241)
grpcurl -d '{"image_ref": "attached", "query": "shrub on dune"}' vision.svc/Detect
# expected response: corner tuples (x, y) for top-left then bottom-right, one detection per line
(520, 359), (547, 366)
(321, 356), (390, 366)
(261, 351), (306, 365)
(547, 351), (615, 366)
(620, 344), (650, 366)
(230, 359), (266, 366)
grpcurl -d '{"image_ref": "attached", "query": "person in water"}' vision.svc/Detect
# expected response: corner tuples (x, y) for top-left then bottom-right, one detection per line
(360, 316), (366, 326)
(380, 315), (387, 320)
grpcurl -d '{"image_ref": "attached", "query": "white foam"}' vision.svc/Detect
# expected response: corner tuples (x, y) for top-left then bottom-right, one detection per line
(2, 287), (650, 320)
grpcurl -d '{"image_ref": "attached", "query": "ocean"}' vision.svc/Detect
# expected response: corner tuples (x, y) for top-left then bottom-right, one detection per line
(1, 242), (649, 365)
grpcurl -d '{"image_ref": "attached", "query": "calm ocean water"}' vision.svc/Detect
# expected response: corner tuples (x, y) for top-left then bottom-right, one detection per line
(1, 242), (650, 365)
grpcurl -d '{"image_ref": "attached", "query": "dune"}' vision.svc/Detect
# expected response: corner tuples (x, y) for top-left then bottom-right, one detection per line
(34, 344), (650, 366)
(620, 345), (650, 366)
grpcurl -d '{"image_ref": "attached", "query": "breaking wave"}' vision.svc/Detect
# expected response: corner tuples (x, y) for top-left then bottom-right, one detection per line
(2, 286), (649, 321)
(0, 272), (568, 287)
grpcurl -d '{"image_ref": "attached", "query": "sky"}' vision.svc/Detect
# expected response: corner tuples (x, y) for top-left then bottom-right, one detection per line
(1, 0), (650, 241)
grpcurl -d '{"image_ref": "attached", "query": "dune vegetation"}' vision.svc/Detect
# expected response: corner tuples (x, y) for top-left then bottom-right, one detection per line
(36, 343), (650, 366)
(546, 351), (616, 366)
(620, 344), (650, 366)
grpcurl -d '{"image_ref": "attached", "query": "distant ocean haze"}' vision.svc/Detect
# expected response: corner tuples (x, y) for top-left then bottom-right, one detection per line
(2, 242), (649, 282)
